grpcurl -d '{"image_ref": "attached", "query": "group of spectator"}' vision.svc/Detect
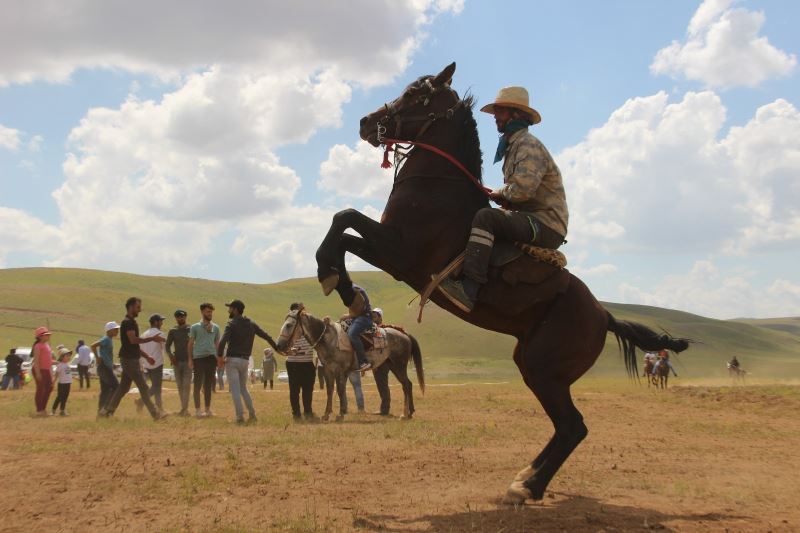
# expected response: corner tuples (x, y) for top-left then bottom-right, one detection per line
(13, 289), (385, 423)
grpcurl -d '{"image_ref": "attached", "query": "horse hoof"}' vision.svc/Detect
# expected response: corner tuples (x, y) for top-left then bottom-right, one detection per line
(513, 465), (534, 483)
(502, 481), (532, 505)
(320, 274), (339, 296)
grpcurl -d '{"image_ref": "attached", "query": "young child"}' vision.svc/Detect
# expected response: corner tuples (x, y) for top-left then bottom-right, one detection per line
(51, 347), (73, 416)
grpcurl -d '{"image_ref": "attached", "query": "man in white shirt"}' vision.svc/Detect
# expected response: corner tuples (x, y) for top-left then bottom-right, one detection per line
(139, 313), (167, 412)
(76, 340), (93, 389)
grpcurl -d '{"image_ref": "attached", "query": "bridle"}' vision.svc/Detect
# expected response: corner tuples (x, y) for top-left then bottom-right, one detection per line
(282, 310), (327, 350)
(376, 78), (492, 200)
(377, 78), (462, 145)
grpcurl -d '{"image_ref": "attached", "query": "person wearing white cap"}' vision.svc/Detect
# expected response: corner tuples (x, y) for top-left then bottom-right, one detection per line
(91, 321), (121, 412)
(438, 86), (569, 312)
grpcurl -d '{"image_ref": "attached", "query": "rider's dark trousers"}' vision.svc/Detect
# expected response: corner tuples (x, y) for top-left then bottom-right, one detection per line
(463, 207), (564, 284)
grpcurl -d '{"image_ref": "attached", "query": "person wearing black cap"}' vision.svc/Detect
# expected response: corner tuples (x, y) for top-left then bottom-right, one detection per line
(140, 313), (167, 412)
(217, 299), (280, 424)
(166, 309), (191, 416)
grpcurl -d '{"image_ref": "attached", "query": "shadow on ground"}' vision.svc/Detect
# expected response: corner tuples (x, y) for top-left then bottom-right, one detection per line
(353, 493), (748, 532)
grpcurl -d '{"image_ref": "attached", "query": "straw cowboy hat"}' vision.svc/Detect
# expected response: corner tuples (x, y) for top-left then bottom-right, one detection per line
(480, 86), (541, 124)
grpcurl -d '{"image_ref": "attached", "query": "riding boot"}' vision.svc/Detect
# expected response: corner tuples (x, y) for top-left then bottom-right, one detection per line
(462, 229), (494, 285)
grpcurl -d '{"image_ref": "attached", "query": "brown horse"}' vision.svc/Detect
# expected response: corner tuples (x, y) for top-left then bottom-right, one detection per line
(654, 360), (670, 389)
(643, 358), (658, 387)
(314, 62), (690, 504)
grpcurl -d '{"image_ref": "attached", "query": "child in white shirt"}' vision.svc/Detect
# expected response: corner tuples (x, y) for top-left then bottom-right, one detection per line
(51, 348), (73, 416)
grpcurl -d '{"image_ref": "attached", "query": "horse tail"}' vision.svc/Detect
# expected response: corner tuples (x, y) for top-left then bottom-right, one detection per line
(409, 334), (425, 395)
(606, 311), (690, 378)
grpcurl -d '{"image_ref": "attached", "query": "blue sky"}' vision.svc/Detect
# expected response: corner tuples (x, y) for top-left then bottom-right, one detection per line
(1, 0), (799, 319)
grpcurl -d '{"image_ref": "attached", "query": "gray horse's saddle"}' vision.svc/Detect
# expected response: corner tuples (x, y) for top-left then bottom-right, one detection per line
(331, 318), (390, 369)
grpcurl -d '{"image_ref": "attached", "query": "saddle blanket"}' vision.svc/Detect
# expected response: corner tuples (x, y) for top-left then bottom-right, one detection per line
(330, 320), (389, 368)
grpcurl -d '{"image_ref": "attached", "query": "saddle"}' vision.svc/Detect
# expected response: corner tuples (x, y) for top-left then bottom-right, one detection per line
(337, 318), (389, 354)
(419, 241), (571, 321)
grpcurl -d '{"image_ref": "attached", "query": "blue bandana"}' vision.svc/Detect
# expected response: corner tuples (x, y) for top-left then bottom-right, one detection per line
(493, 119), (530, 164)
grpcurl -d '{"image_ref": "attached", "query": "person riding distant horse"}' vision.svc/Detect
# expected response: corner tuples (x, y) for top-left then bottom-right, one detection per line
(652, 349), (678, 378)
(346, 283), (373, 372)
(439, 86), (568, 312)
(729, 356), (740, 370)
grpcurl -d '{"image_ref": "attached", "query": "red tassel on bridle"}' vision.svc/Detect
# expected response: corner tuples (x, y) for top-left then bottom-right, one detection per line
(381, 142), (394, 169)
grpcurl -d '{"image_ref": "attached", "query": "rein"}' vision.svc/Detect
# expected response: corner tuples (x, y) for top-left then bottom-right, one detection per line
(380, 137), (492, 199)
(297, 312), (327, 349)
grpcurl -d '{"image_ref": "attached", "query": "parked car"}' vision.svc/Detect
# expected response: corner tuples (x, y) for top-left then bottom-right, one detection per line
(162, 368), (175, 382)
(277, 370), (289, 383)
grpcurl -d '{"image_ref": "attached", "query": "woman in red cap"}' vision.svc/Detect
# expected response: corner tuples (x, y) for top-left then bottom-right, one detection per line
(32, 326), (55, 416)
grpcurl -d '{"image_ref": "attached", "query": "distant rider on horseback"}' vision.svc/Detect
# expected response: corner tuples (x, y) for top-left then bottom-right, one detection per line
(439, 86), (569, 312)
(653, 349), (678, 377)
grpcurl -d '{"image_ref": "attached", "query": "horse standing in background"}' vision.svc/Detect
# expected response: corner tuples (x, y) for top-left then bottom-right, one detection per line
(655, 361), (670, 389)
(643, 358), (658, 387)
(728, 362), (746, 384)
(275, 309), (424, 421)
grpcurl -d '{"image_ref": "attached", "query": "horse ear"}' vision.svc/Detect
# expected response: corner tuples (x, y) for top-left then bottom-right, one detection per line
(432, 62), (456, 87)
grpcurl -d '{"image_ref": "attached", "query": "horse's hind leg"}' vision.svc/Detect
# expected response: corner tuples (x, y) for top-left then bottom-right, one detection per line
(509, 341), (556, 484)
(506, 380), (587, 503)
(336, 374), (347, 422)
(390, 363), (413, 419)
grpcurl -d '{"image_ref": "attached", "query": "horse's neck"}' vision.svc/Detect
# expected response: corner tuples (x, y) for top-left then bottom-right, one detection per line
(383, 126), (487, 286)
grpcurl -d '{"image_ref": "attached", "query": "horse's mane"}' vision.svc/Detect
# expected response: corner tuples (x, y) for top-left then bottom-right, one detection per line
(457, 93), (483, 183)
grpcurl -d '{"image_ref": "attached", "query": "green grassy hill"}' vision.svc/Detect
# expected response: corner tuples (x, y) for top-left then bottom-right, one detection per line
(1, 268), (798, 380)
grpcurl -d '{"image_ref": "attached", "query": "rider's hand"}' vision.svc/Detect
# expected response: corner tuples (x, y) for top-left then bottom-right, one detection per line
(489, 189), (505, 202)
(146, 356), (156, 365)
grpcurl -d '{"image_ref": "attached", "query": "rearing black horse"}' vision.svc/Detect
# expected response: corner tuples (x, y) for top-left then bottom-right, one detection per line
(315, 62), (689, 504)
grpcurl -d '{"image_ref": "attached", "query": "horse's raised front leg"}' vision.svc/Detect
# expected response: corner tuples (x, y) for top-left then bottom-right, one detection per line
(315, 209), (401, 299)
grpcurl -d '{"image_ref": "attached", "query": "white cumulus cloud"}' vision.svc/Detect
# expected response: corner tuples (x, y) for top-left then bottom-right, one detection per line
(0, 123), (22, 151)
(318, 141), (395, 201)
(619, 260), (800, 319)
(0, 0), (462, 277)
(0, 0), (462, 88)
(558, 91), (800, 255)
(650, 0), (796, 88)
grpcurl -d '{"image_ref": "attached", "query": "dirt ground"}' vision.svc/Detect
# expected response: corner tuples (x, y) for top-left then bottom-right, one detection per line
(0, 378), (798, 532)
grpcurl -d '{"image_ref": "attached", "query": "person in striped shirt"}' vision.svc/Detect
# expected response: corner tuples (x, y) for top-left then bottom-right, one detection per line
(284, 302), (318, 422)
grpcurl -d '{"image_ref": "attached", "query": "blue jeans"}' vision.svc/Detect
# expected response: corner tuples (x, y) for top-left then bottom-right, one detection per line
(226, 357), (255, 421)
(146, 365), (164, 410)
(1, 374), (20, 390)
(348, 315), (373, 365)
(97, 362), (119, 410)
(341, 371), (365, 413)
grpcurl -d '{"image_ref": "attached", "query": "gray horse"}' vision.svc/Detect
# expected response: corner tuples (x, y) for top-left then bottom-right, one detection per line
(275, 309), (424, 421)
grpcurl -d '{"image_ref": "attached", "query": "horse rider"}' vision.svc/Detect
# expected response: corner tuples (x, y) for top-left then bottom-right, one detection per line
(371, 307), (384, 326)
(653, 349), (678, 377)
(439, 86), (569, 312)
(347, 283), (373, 372)
(729, 356), (740, 370)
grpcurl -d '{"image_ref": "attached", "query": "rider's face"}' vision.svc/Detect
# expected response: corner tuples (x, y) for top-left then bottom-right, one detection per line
(493, 106), (513, 132)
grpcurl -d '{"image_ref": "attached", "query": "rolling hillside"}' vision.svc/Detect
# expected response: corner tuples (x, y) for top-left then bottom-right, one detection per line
(1, 268), (798, 380)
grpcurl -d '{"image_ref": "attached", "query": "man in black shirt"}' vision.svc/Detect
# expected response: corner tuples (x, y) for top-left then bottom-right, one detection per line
(1, 349), (23, 390)
(217, 299), (279, 424)
(166, 309), (191, 416)
(98, 297), (167, 420)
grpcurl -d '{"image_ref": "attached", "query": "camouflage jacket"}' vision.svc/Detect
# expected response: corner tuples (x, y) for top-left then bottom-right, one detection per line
(497, 129), (569, 237)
